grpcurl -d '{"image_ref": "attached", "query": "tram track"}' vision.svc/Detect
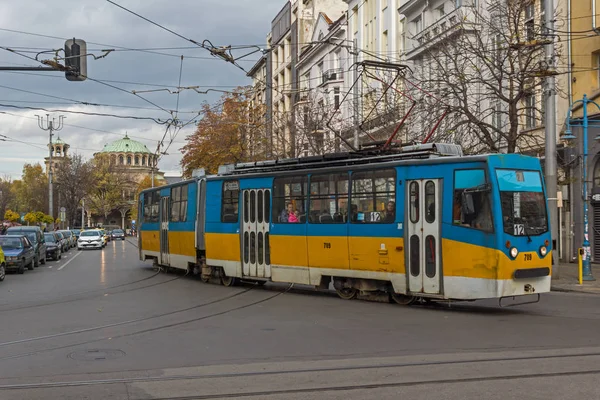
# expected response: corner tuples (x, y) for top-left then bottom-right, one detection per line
(0, 350), (599, 394)
(0, 284), (292, 362)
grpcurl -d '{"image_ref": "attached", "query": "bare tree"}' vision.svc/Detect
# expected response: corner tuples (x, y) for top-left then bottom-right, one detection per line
(54, 154), (95, 228)
(404, 0), (560, 153)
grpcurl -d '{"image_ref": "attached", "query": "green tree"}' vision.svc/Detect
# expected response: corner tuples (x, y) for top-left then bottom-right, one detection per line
(4, 209), (19, 222)
(24, 212), (36, 226)
(87, 154), (136, 224)
(0, 176), (16, 218)
(17, 164), (48, 214)
(41, 214), (54, 224)
(180, 87), (267, 176)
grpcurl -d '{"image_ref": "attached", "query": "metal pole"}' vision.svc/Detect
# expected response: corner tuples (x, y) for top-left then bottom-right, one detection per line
(353, 38), (359, 149)
(81, 199), (85, 229)
(48, 122), (54, 220)
(582, 94), (595, 280)
(544, 0), (559, 278)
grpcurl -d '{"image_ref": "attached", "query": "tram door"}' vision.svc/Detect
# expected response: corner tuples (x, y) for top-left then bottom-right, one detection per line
(241, 189), (271, 278)
(159, 196), (170, 266)
(406, 180), (441, 294)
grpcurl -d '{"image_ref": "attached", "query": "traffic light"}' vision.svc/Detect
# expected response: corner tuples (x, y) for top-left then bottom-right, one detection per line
(64, 39), (87, 81)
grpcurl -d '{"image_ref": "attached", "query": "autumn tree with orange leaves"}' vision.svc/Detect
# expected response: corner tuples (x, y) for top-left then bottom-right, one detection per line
(180, 87), (266, 176)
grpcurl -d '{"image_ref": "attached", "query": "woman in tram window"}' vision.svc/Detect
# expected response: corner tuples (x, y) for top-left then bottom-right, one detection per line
(383, 201), (395, 223)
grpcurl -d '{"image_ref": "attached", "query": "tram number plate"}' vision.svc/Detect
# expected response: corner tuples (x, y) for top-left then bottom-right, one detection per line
(524, 254), (532, 261)
(323, 242), (331, 249)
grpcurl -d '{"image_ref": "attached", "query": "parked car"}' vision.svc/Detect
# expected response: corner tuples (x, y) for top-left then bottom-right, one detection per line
(111, 229), (126, 240)
(6, 226), (46, 267)
(0, 235), (36, 274)
(44, 232), (62, 261)
(58, 230), (76, 248)
(0, 246), (5, 282)
(71, 229), (81, 240)
(77, 230), (104, 250)
(55, 231), (69, 253)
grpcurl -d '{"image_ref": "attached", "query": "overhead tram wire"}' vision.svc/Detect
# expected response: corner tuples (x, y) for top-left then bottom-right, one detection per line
(0, 45), (176, 120)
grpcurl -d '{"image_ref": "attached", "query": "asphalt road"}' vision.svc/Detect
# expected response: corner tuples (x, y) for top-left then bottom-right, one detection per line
(0, 238), (599, 399)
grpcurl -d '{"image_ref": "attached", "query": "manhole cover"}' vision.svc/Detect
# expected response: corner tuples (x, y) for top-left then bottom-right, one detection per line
(68, 349), (126, 361)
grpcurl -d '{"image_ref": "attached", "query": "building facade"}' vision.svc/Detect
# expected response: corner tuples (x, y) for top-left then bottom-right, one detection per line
(44, 136), (70, 177)
(564, 0), (600, 262)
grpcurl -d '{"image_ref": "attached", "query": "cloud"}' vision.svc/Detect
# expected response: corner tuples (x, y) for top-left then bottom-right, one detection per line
(0, 0), (284, 179)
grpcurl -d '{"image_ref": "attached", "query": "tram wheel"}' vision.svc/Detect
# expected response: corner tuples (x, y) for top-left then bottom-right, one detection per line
(220, 273), (238, 287)
(336, 288), (358, 300)
(391, 293), (417, 306)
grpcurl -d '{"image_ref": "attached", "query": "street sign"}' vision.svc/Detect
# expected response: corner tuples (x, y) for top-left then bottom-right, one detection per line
(60, 207), (66, 212)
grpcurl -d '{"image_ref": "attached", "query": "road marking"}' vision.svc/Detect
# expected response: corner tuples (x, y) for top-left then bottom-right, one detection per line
(58, 251), (82, 270)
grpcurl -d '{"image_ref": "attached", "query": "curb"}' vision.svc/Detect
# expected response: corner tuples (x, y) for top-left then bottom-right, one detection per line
(551, 286), (600, 295)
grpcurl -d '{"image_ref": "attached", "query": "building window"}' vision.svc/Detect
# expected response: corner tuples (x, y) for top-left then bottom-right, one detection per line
(309, 173), (349, 224)
(119, 155), (124, 165)
(221, 180), (240, 223)
(350, 169), (396, 223)
(135, 156), (140, 165)
(127, 155), (132, 165)
(317, 62), (324, 85)
(437, 5), (445, 18)
(595, 52), (600, 88)
(334, 87), (340, 109)
(412, 16), (423, 34)
(170, 184), (188, 222)
(352, 6), (359, 34)
(272, 175), (308, 223)
(525, 93), (536, 129)
(525, 3), (535, 41)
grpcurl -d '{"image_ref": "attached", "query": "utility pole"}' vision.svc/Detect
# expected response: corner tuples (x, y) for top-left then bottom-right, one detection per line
(151, 141), (161, 188)
(36, 114), (65, 223)
(81, 199), (85, 229)
(544, 0), (558, 278)
(353, 38), (360, 149)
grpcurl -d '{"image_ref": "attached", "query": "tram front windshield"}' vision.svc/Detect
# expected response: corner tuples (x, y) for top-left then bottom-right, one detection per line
(496, 170), (548, 236)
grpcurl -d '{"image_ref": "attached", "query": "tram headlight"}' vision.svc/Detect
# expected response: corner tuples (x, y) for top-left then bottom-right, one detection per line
(539, 246), (547, 257)
(510, 247), (519, 258)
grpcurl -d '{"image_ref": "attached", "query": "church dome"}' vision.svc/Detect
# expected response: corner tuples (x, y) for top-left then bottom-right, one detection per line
(100, 134), (152, 154)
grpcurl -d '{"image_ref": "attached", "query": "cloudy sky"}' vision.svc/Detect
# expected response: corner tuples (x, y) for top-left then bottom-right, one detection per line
(0, 0), (284, 179)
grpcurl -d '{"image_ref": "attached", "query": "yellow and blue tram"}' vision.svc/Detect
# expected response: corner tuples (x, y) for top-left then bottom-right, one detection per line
(138, 143), (551, 304)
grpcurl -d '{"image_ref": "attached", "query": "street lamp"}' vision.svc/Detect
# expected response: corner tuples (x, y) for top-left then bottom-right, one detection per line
(562, 93), (600, 281)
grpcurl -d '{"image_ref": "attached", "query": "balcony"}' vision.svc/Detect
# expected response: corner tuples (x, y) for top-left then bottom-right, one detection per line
(321, 68), (344, 85)
(405, 7), (479, 60)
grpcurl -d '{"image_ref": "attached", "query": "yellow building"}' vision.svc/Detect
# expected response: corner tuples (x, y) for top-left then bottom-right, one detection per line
(565, 0), (600, 262)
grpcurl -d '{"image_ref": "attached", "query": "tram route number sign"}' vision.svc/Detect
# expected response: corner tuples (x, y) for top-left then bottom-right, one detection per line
(513, 224), (525, 236)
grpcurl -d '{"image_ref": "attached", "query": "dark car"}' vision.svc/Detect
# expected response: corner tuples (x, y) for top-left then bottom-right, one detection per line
(58, 230), (76, 248)
(6, 226), (46, 267)
(0, 235), (36, 274)
(55, 231), (69, 253)
(111, 229), (126, 240)
(44, 232), (62, 261)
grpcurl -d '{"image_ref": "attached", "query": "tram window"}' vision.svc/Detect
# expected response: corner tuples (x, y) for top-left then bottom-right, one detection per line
(170, 184), (188, 223)
(309, 173), (349, 224)
(425, 181), (435, 223)
(143, 191), (160, 223)
(350, 169), (396, 223)
(221, 180), (240, 223)
(409, 182), (419, 223)
(272, 176), (307, 223)
(453, 169), (493, 232)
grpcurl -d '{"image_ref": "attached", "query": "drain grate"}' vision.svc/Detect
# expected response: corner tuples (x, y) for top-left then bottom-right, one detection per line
(68, 349), (126, 361)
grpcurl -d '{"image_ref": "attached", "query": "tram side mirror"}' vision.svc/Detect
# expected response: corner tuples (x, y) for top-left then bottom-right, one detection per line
(461, 192), (475, 215)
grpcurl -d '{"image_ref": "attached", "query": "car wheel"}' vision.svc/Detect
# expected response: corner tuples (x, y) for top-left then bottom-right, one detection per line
(27, 258), (34, 271)
(18, 262), (25, 274)
(0, 264), (5, 281)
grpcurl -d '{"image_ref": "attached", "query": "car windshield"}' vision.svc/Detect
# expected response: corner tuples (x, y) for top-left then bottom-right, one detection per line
(80, 231), (100, 237)
(0, 237), (23, 249)
(113, 230), (123, 234)
(44, 234), (56, 243)
(496, 169), (548, 236)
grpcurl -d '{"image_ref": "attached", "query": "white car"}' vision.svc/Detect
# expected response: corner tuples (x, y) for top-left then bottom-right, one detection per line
(77, 230), (104, 250)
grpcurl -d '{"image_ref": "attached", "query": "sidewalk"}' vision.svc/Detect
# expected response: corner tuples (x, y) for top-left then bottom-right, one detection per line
(550, 263), (600, 294)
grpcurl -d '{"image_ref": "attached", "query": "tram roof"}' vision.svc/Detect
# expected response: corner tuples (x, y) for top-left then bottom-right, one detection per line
(214, 143), (474, 177)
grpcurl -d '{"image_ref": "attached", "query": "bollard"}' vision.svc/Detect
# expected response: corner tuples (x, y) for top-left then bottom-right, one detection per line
(578, 248), (584, 285)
